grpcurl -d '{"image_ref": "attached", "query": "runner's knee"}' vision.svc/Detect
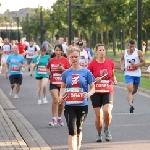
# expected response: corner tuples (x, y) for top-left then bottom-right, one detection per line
(69, 126), (77, 135)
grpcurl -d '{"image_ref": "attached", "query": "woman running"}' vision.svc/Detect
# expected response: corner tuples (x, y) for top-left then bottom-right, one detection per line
(59, 47), (95, 150)
(88, 43), (117, 142)
(46, 44), (70, 126)
(32, 46), (50, 104)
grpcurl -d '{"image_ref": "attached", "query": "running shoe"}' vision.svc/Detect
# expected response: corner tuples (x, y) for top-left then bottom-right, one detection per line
(96, 134), (102, 142)
(104, 130), (112, 141)
(9, 89), (13, 96)
(14, 94), (18, 99)
(129, 106), (134, 113)
(49, 119), (57, 126)
(57, 118), (64, 126)
(43, 98), (48, 104)
(38, 100), (42, 105)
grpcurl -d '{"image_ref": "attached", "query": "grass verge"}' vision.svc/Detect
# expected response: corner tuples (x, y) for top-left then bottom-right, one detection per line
(115, 72), (150, 90)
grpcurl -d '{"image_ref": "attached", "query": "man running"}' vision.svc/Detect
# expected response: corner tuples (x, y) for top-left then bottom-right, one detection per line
(1, 38), (12, 78)
(120, 39), (145, 113)
(77, 41), (92, 67)
(26, 40), (37, 72)
(6, 45), (25, 99)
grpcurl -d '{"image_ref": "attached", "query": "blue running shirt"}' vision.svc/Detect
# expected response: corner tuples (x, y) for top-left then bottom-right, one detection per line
(62, 68), (95, 106)
(7, 54), (24, 75)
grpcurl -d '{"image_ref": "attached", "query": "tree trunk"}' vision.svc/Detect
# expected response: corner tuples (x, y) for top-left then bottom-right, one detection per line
(105, 25), (109, 53)
(112, 26), (116, 56)
(100, 29), (103, 44)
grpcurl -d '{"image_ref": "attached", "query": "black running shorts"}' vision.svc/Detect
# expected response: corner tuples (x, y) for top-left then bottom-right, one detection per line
(90, 93), (113, 108)
(9, 74), (23, 85)
(49, 83), (60, 91)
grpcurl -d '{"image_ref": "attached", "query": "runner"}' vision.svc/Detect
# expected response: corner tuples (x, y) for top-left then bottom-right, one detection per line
(77, 41), (92, 67)
(58, 46), (95, 150)
(1, 38), (12, 78)
(82, 39), (94, 57)
(17, 38), (26, 71)
(0, 37), (3, 74)
(32, 46), (50, 104)
(46, 44), (70, 126)
(6, 45), (25, 99)
(58, 37), (68, 54)
(26, 40), (37, 72)
(88, 43), (117, 142)
(17, 38), (26, 57)
(148, 66), (150, 78)
(120, 39), (145, 113)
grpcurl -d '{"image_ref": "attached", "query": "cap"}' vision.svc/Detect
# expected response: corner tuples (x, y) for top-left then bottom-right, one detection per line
(77, 41), (83, 46)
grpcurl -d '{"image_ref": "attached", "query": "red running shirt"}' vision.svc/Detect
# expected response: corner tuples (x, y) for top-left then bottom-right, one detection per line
(47, 57), (70, 87)
(17, 43), (26, 56)
(88, 59), (114, 93)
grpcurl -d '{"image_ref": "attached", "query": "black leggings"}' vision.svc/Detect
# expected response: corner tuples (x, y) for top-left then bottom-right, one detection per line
(64, 105), (88, 136)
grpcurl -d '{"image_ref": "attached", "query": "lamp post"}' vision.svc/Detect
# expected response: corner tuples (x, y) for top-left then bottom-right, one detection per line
(68, 0), (72, 45)
(120, 30), (123, 52)
(17, 17), (20, 41)
(137, 0), (142, 50)
(40, 6), (44, 44)
(6, 22), (9, 38)
(26, 14), (30, 41)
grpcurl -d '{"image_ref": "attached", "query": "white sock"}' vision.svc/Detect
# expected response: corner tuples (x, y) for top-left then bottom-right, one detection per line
(57, 117), (61, 120)
(52, 117), (57, 120)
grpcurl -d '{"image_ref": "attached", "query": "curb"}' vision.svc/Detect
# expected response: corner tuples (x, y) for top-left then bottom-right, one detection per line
(0, 88), (52, 150)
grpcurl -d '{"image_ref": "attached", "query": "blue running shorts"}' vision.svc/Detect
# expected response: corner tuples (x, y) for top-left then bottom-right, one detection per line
(124, 75), (141, 87)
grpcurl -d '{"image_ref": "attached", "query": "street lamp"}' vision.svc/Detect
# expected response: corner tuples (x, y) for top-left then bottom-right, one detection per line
(137, 0), (142, 50)
(26, 13), (30, 41)
(40, 6), (44, 44)
(6, 22), (9, 38)
(120, 30), (123, 51)
(68, 0), (72, 45)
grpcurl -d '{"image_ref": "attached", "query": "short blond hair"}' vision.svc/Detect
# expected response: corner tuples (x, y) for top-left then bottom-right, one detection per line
(67, 47), (80, 56)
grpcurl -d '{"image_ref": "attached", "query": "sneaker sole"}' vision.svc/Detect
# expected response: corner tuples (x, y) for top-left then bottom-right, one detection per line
(96, 139), (102, 142)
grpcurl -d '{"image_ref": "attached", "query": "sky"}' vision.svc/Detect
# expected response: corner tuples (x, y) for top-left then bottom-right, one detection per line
(0, 0), (57, 13)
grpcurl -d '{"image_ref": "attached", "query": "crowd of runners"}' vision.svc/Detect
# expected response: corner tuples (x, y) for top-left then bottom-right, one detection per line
(0, 36), (150, 150)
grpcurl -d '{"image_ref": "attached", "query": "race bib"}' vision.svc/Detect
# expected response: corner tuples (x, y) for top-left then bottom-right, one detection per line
(28, 52), (34, 56)
(95, 80), (110, 93)
(66, 88), (84, 104)
(11, 65), (20, 72)
(38, 66), (47, 74)
(51, 73), (62, 85)
(4, 51), (9, 55)
(127, 65), (138, 71)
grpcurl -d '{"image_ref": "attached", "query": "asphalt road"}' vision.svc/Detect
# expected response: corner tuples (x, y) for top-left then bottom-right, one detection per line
(0, 69), (150, 150)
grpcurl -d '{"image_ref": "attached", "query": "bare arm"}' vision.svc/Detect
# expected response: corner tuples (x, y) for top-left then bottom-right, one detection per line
(59, 82), (66, 98)
(87, 82), (95, 96)
(112, 69), (117, 85)
(120, 51), (125, 71)
(138, 50), (146, 67)
(130, 50), (145, 67)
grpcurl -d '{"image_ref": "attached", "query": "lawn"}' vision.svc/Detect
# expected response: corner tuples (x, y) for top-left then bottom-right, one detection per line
(115, 72), (150, 90)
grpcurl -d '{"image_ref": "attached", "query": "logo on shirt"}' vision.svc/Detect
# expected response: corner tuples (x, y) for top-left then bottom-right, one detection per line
(72, 74), (79, 87)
